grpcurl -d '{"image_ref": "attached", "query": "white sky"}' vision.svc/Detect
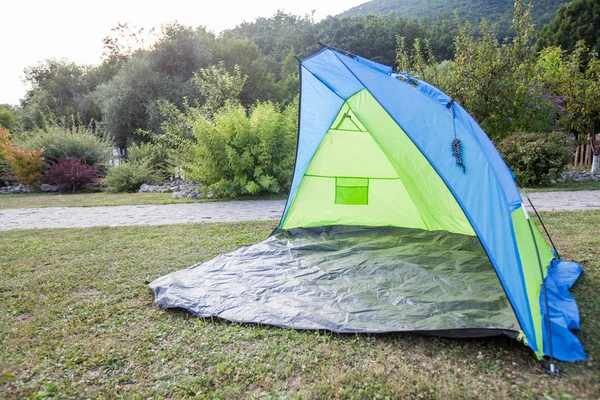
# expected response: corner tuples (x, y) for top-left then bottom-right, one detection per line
(0, 0), (366, 105)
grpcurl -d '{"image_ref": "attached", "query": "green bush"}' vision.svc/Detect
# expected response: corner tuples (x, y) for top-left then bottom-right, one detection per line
(127, 142), (174, 180)
(18, 125), (111, 166)
(103, 159), (163, 192)
(497, 131), (574, 186)
(184, 101), (297, 197)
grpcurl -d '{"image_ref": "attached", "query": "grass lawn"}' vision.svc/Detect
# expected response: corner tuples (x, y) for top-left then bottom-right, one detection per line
(0, 191), (286, 209)
(523, 180), (600, 192)
(0, 213), (598, 399)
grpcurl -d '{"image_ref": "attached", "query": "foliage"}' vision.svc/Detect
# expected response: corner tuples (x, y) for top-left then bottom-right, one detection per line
(0, 105), (16, 131)
(92, 56), (171, 147)
(536, 0), (600, 55)
(497, 131), (574, 186)
(18, 59), (106, 130)
(184, 101), (297, 197)
(193, 62), (248, 118)
(443, 1), (535, 139)
(126, 141), (175, 180)
(42, 158), (99, 192)
(533, 42), (600, 161)
(18, 124), (111, 166)
(94, 25), (214, 147)
(103, 159), (164, 192)
(0, 127), (45, 187)
(397, 1), (565, 140)
(340, 0), (570, 38)
(0, 126), (15, 185)
(214, 36), (277, 105)
(101, 22), (158, 64)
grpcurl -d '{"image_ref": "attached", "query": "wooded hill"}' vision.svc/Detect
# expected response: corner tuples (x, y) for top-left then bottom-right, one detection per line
(339, 0), (570, 35)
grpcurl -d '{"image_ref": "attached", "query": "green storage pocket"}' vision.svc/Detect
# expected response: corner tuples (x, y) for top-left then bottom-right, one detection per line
(335, 177), (369, 205)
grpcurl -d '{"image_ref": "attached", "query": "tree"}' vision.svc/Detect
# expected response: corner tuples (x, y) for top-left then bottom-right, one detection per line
(536, 0), (600, 55)
(19, 59), (102, 130)
(193, 62), (248, 117)
(397, 0), (539, 140)
(94, 24), (214, 147)
(213, 36), (277, 105)
(93, 56), (167, 147)
(151, 23), (214, 79)
(0, 105), (16, 131)
(535, 42), (600, 172)
(101, 23), (158, 64)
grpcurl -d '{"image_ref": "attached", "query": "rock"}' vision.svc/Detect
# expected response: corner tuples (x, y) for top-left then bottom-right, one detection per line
(0, 184), (32, 194)
(207, 193), (215, 199)
(557, 170), (600, 183)
(139, 184), (150, 192)
(40, 184), (59, 192)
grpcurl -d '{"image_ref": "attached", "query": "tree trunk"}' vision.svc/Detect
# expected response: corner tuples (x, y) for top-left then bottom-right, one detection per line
(589, 122), (599, 173)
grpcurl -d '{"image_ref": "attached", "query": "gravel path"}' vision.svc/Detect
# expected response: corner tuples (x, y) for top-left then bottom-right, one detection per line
(0, 191), (598, 231)
(0, 200), (286, 231)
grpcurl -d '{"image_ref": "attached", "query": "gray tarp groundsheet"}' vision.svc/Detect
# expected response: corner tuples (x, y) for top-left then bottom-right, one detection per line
(150, 226), (520, 336)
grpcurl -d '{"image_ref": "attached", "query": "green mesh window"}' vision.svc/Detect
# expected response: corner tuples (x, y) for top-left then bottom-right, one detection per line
(335, 177), (369, 205)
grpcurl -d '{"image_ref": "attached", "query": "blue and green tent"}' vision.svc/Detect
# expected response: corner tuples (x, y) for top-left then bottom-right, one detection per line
(150, 47), (586, 362)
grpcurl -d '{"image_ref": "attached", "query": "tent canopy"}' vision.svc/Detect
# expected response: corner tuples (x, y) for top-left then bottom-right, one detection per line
(150, 47), (585, 362)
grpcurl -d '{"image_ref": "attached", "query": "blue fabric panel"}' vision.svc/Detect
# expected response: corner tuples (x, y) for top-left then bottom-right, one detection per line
(302, 49), (363, 100)
(281, 65), (345, 221)
(417, 80), (522, 210)
(331, 51), (537, 352)
(354, 56), (393, 75)
(541, 259), (586, 361)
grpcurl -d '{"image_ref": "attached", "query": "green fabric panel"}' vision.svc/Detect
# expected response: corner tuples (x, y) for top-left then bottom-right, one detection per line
(283, 176), (427, 229)
(306, 129), (398, 178)
(337, 177), (369, 187)
(283, 88), (474, 236)
(511, 207), (554, 358)
(347, 89), (474, 235)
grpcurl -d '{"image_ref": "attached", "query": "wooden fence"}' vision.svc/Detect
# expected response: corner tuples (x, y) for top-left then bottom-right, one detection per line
(573, 134), (599, 168)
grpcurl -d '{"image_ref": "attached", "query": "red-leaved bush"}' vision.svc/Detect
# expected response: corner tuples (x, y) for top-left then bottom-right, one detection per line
(43, 158), (99, 192)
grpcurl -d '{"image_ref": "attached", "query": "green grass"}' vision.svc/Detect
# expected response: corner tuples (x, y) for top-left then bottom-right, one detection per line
(0, 192), (286, 209)
(0, 214), (598, 399)
(522, 180), (600, 192)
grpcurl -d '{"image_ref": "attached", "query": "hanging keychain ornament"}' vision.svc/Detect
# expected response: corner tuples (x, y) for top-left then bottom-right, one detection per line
(447, 100), (466, 174)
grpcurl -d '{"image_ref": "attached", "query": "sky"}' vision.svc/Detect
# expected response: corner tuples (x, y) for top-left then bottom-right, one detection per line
(0, 0), (366, 106)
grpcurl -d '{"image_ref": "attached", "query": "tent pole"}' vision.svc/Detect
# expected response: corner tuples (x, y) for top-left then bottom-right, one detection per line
(523, 192), (561, 260)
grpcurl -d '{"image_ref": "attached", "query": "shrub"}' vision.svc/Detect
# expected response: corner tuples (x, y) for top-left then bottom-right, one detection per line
(103, 159), (163, 192)
(184, 101), (297, 197)
(127, 142), (174, 180)
(0, 127), (45, 187)
(497, 131), (574, 186)
(0, 128), (14, 186)
(18, 125), (111, 166)
(42, 158), (99, 192)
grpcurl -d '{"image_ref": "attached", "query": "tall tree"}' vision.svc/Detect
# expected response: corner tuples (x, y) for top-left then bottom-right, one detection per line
(535, 41), (600, 172)
(19, 60), (103, 129)
(536, 0), (600, 54)
(213, 35), (277, 105)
